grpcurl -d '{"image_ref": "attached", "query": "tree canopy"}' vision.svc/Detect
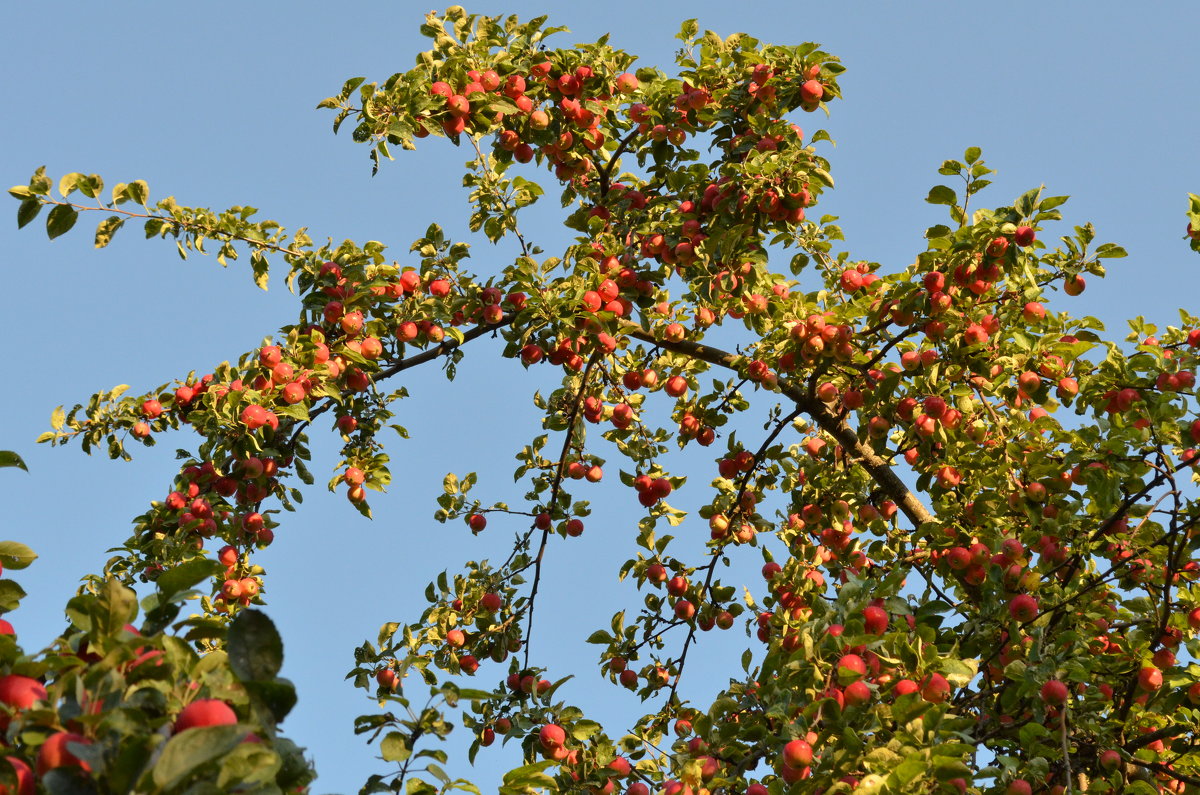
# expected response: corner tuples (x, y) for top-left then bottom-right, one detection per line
(4, 6), (1200, 795)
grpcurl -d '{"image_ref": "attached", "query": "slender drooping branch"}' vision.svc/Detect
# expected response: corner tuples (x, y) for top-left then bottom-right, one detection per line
(664, 403), (806, 705)
(524, 351), (603, 668)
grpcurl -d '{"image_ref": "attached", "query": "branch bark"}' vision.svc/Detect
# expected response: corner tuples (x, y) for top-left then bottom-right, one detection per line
(618, 320), (935, 529)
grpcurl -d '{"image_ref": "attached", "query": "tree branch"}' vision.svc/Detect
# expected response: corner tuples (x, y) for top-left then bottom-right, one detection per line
(617, 320), (935, 529)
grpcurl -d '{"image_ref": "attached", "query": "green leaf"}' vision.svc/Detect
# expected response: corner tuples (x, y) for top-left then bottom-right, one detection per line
(157, 557), (222, 602)
(152, 725), (247, 790)
(39, 768), (99, 795)
(1015, 187), (1041, 217)
(46, 203), (78, 239)
(94, 216), (124, 248)
(251, 251), (269, 291)
(227, 608), (284, 681)
(0, 452), (27, 472)
(16, 198), (40, 229)
(571, 719), (601, 741)
(925, 185), (957, 206)
(244, 678), (298, 723)
(0, 581), (26, 612)
(0, 540), (37, 569)
(500, 760), (557, 793)
(94, 577), (138, 636)
(58, 172), (83, 198)
(963, 146), (981, 164)
(381, 731), (411, 762)
(127, 180), (149, 205)
(811, 167), (834, 188)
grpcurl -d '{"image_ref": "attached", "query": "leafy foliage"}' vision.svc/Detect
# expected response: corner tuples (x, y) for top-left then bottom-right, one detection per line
(5, 6), (1200, 795)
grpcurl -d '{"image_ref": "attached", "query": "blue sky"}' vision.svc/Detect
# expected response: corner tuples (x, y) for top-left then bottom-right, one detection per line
(1, 2), (1198, 793)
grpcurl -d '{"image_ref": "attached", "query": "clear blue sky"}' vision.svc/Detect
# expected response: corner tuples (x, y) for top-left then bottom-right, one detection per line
(1, 3), (1197, 793)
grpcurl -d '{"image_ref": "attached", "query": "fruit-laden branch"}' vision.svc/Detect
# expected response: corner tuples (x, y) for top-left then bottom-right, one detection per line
(665, 403), (806, 705)
(616, 319), (936, 529)
(1125, 758), (1200, 788)
(286, 313), (519, 452)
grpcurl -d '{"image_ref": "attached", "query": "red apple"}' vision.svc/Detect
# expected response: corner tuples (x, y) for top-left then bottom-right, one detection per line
(538, 724), (566, 750)
(174, 699), (237, 734)
(36, 733), (92, 776)
(782, 738), (813, 768)
(1009, 594), (1039, 623)
(920, 672), (950, 702)
(1137, 666), (1162, 691)
(0, 675), (46, 724)
(844, 680), (871, 706)
(664, 376), (688, 397)
(1040, 679), (1068, 705)
(0, 756), (33, 795)
(837, 654), (867, 682)
(863, 605), (889, 634)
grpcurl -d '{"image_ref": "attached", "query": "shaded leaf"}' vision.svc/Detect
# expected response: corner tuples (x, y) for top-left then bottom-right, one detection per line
(227, 608), (284, 681)
(152, 725), (247, 790)
(46, 203), (78, 239)
(0, 452), (27, 472)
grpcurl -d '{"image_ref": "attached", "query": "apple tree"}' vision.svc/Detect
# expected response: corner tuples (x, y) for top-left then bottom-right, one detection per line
(5, 6), (1200, 794)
